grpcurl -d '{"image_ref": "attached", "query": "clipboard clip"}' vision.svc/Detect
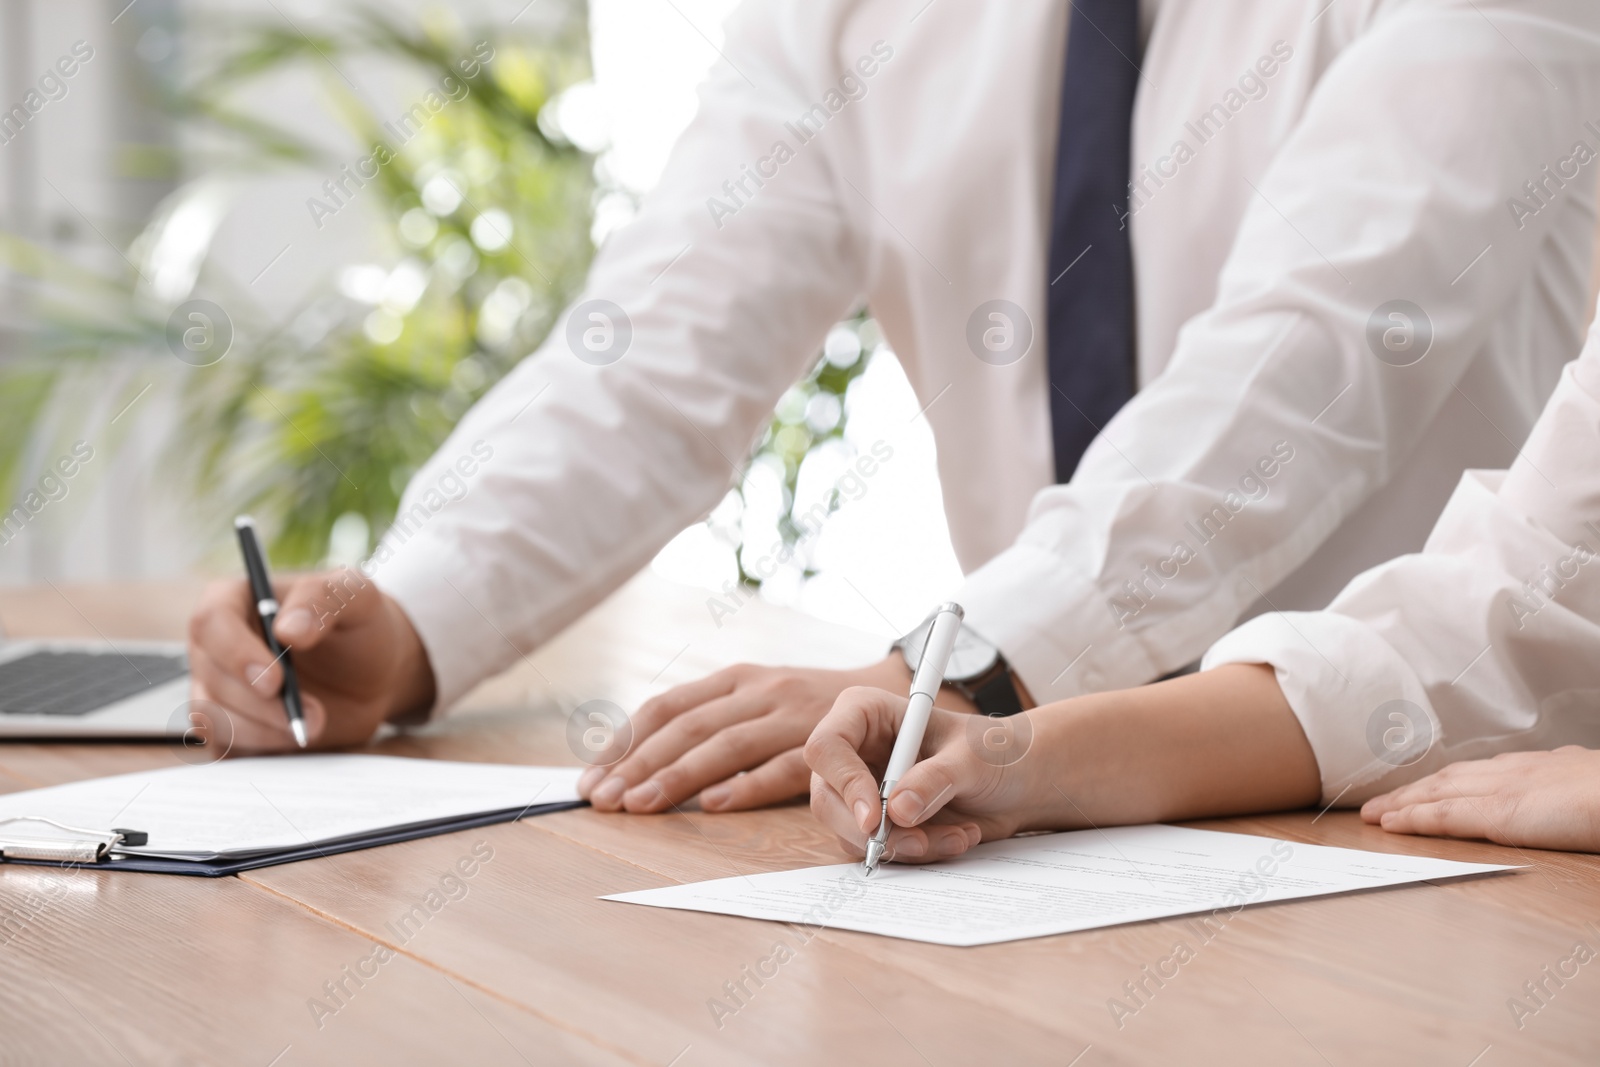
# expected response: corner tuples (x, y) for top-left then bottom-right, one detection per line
(0, 817), (148, 864)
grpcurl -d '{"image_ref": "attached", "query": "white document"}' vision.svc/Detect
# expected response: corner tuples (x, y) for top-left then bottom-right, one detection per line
(0, 755), (581, 860)
(604, 824), (1516, 946)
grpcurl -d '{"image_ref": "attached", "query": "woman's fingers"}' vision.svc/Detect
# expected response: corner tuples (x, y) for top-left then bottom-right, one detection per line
(1378, 798), (1496, 842)
(804, 687), (906, 831)
(810, 771), (984, 865)
(885, 743), (991, 827)
(1361, 757), (1516, 822)
(881, 819), (984, 863)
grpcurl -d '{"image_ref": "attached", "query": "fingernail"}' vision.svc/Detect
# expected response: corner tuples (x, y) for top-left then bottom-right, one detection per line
(592, 776), (626, 808)
(577, 766), (604, 795)
(897, 836), (927, 858)
(936, 833), (965, 857)
(702, 785), (731, 810)
(853, 800), (873, 830)
(891, 789), (925, 823)
(277, 608), (314, 639)
(245, 663), (273, 690)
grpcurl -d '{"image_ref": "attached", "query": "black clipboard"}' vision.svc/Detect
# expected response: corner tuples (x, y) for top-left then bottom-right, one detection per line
(0, 800), (585, 876)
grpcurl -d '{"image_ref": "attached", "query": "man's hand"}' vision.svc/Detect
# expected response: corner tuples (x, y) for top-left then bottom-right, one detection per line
(804, 686), (1038, 862)
(186, 567), (436, 752)
(1361, 747), (1600, 853)
(576, 655), (978, 814)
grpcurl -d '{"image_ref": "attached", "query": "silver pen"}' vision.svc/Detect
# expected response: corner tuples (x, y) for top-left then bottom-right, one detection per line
(864, 602), (964, 876)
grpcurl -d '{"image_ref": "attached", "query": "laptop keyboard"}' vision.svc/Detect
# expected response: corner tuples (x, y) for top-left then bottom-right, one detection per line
(0, 650), (189, 717)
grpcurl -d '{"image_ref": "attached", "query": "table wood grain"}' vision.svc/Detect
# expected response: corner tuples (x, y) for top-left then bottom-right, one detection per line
(2, 574), (1598, 1065)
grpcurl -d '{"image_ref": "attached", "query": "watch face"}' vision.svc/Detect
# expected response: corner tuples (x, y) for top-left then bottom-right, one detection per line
(902, 615), (998, 683)
(946, 627), (1000, 680)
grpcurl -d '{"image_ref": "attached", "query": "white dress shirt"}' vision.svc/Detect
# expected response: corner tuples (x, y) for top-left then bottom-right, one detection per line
(1207, 313), (1600, 805)
(370, 0), (1600, 713)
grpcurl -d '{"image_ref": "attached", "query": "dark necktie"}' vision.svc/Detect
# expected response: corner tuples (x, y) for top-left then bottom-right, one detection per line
(1045, 0), (1140, 482)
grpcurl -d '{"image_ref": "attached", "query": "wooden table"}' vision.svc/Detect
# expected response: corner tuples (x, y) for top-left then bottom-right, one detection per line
(2, 574), (1598, 1066)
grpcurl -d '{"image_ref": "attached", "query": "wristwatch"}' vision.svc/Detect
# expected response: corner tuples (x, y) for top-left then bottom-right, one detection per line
(894, 611), (1025, 717)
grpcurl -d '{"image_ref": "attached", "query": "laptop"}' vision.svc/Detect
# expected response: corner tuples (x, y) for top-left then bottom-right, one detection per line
(0, 640), (190, 738)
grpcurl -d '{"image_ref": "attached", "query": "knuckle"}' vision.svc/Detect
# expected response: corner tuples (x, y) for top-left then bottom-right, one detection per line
(671, 713), (717, 748)
(721, 724), (766, 762)
(200, 577), (242, 606)
(775, 748), (809, 776)
(765, 675), (805, 700)
(631, 702), (664, 731)
(607, 754), (645, 783)
(835, 685), (883, 714)
(634, 701), (678, 734)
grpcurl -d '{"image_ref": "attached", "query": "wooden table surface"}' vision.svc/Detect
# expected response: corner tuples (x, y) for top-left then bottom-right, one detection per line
(2, 573), (1597, 1066)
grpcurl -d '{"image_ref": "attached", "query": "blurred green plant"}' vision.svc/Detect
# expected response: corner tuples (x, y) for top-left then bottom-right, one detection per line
(0, 2), (871, 591)
(734, 311), (873, 586)
(2, 4), (594, 563)
(172, 5), (598, 563)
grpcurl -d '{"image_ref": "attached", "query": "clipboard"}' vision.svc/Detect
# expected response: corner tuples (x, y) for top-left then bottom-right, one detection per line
(0, 755), (586, 877)
(0, 802), (583, 876)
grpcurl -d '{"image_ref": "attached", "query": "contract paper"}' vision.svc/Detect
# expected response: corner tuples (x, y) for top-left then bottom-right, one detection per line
(0, 755), (581, 860)
(603, 824), (1516, 946)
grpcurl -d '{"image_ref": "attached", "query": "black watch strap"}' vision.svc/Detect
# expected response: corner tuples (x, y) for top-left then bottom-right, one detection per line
(958, 662), (1025, 718)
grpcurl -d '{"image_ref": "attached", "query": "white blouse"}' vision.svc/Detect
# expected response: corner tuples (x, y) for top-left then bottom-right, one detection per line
(1207, 314), (1600, 805)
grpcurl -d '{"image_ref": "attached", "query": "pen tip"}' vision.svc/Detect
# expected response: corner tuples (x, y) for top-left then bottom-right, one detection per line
(863, 837), (885, 877)
(234, 515), (255, 529)
(290, 719), (308, 749)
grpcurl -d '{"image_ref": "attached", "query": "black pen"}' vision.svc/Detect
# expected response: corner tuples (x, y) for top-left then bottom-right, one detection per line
(233, 516), (308, 748)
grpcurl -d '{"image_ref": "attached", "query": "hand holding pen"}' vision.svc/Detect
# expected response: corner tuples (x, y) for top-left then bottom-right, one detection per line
(804, 604), (1038, 870)
(183, 520), (436, 753)
(234, 517), (308, 748)
(862, 603), (964, 874)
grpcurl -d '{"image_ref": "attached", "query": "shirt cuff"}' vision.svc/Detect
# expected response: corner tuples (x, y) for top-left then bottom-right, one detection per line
(957, 542), (1162, 705)
(364, 546), (495, 717)
(1202, 611), (1443, 807)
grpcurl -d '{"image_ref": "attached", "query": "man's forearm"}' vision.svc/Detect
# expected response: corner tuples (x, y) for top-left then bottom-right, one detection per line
(1022, 664), (1322, 830)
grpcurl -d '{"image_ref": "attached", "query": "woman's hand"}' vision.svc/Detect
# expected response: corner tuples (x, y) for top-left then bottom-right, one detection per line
(803, 663), (1322, 864)
(804, 686), (1043, 863)
(1361, 746), (1600, 853)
